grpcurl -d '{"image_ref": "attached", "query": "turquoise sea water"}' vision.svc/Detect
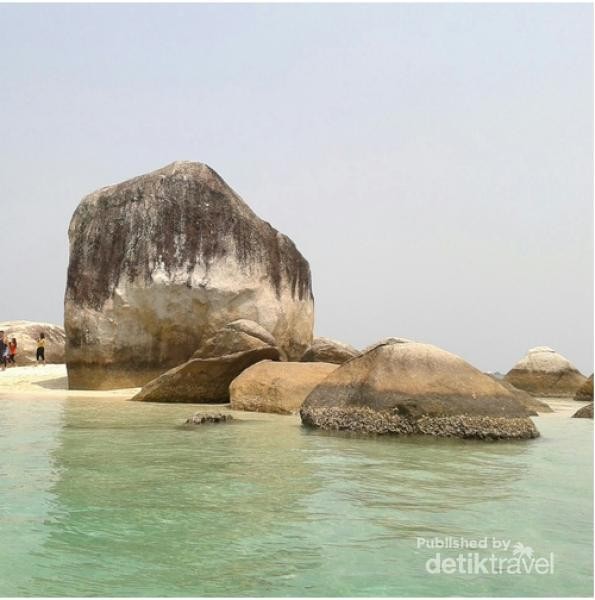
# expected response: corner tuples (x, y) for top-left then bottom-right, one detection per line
(0, 395), (592, 597)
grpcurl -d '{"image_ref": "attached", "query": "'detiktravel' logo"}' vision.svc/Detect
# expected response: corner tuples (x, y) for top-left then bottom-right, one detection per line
(417, 537), (554, 575)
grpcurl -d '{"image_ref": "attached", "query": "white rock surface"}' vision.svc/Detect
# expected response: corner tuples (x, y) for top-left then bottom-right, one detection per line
(511, 346), (575, 373)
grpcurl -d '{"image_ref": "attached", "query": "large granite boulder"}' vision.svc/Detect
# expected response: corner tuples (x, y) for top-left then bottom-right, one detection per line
(64, 161), (314, 390)
(487, 376), (553, 415)
(132, 321), (281, 402)
(572, 403), (593, 419)
(574, 375), (594, 402)
(230, 361), (338, 414)
(300, 337), (359, 364)
(0, 320), (65, 365)
(504, 347), (586, 397)
(300, 340), (539, 440)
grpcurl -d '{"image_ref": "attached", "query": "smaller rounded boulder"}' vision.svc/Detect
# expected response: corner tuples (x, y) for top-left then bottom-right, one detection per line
(504, 347), (586, 397)
(574, 375), (594, 402)
(572, 403), (593, 419)
(185, 412), (234, 425)
(230, 360), (338, 414)
(300, 337), (359, 364)
(132, 320), (281, 403)
(300, 340), (539, 440)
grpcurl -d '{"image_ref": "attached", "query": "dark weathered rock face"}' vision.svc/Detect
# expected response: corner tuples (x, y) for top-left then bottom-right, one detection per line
(574, 375), (594, 402)
(504, 347), (586, 398)
(300, 337), (359, 364)
(572, 403), (593, 419)
(64, 161), (314, 389)
(300, 341), (539, 440)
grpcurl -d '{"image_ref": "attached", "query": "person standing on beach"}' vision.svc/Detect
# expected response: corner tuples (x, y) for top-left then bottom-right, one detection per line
(8, 338), (17, 366)
(36, 332), (45, 365)
(0, 331), (7, 371)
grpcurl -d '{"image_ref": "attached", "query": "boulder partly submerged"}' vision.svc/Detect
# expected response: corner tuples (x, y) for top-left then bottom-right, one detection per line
(65, 161), (313, 390)
(574, 375), (594, 402)
(300, 337), (359, 364)
(185, 412), (234, 425)
(572, 403), (594, 419)
(300, 340), (539, 440)
(504, 347), (586, 397)
(230, 361), (338, 414)
(132, 320), (281, 403)
(0, 320), (66, 365)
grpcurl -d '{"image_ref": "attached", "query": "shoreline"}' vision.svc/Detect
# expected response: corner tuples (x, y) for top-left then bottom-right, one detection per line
(0, 364), (590, 418)
(0, 364), (139, 400)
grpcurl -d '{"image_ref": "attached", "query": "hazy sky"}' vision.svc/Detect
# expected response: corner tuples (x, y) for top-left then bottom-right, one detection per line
(0, 4), (592, 373)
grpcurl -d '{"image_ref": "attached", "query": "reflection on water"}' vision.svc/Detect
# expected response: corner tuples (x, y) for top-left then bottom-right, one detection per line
(0, 397), (66, 592)
(0, 396), (592, 596)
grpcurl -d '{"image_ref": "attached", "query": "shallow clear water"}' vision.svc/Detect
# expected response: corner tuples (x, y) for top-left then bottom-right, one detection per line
(0, 395), (592, 597)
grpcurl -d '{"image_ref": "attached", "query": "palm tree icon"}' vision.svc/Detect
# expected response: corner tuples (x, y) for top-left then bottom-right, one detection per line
(512, 542), (534, 560)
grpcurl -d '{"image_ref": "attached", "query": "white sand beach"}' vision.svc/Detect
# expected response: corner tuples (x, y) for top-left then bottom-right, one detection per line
(0, 364), (139, 399)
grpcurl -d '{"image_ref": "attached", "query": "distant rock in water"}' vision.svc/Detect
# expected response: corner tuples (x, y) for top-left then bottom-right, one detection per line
(504, 347), (586, 398)
(572, 403), (593, 419)
(131, 320), (281, 403)
(574, 375), (594, 402)
(300, 341), (539, 440)
(300, 337), (359, 364)
(185, 412), (234, 425)
(230, 360), (338, 414)
(64, 161), (314, 390)
(0, 320), (65, 365)
(488, 377), (553, 415)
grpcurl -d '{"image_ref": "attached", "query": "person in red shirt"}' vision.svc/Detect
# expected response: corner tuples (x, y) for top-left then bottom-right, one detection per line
(8, 338), (17, 366)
